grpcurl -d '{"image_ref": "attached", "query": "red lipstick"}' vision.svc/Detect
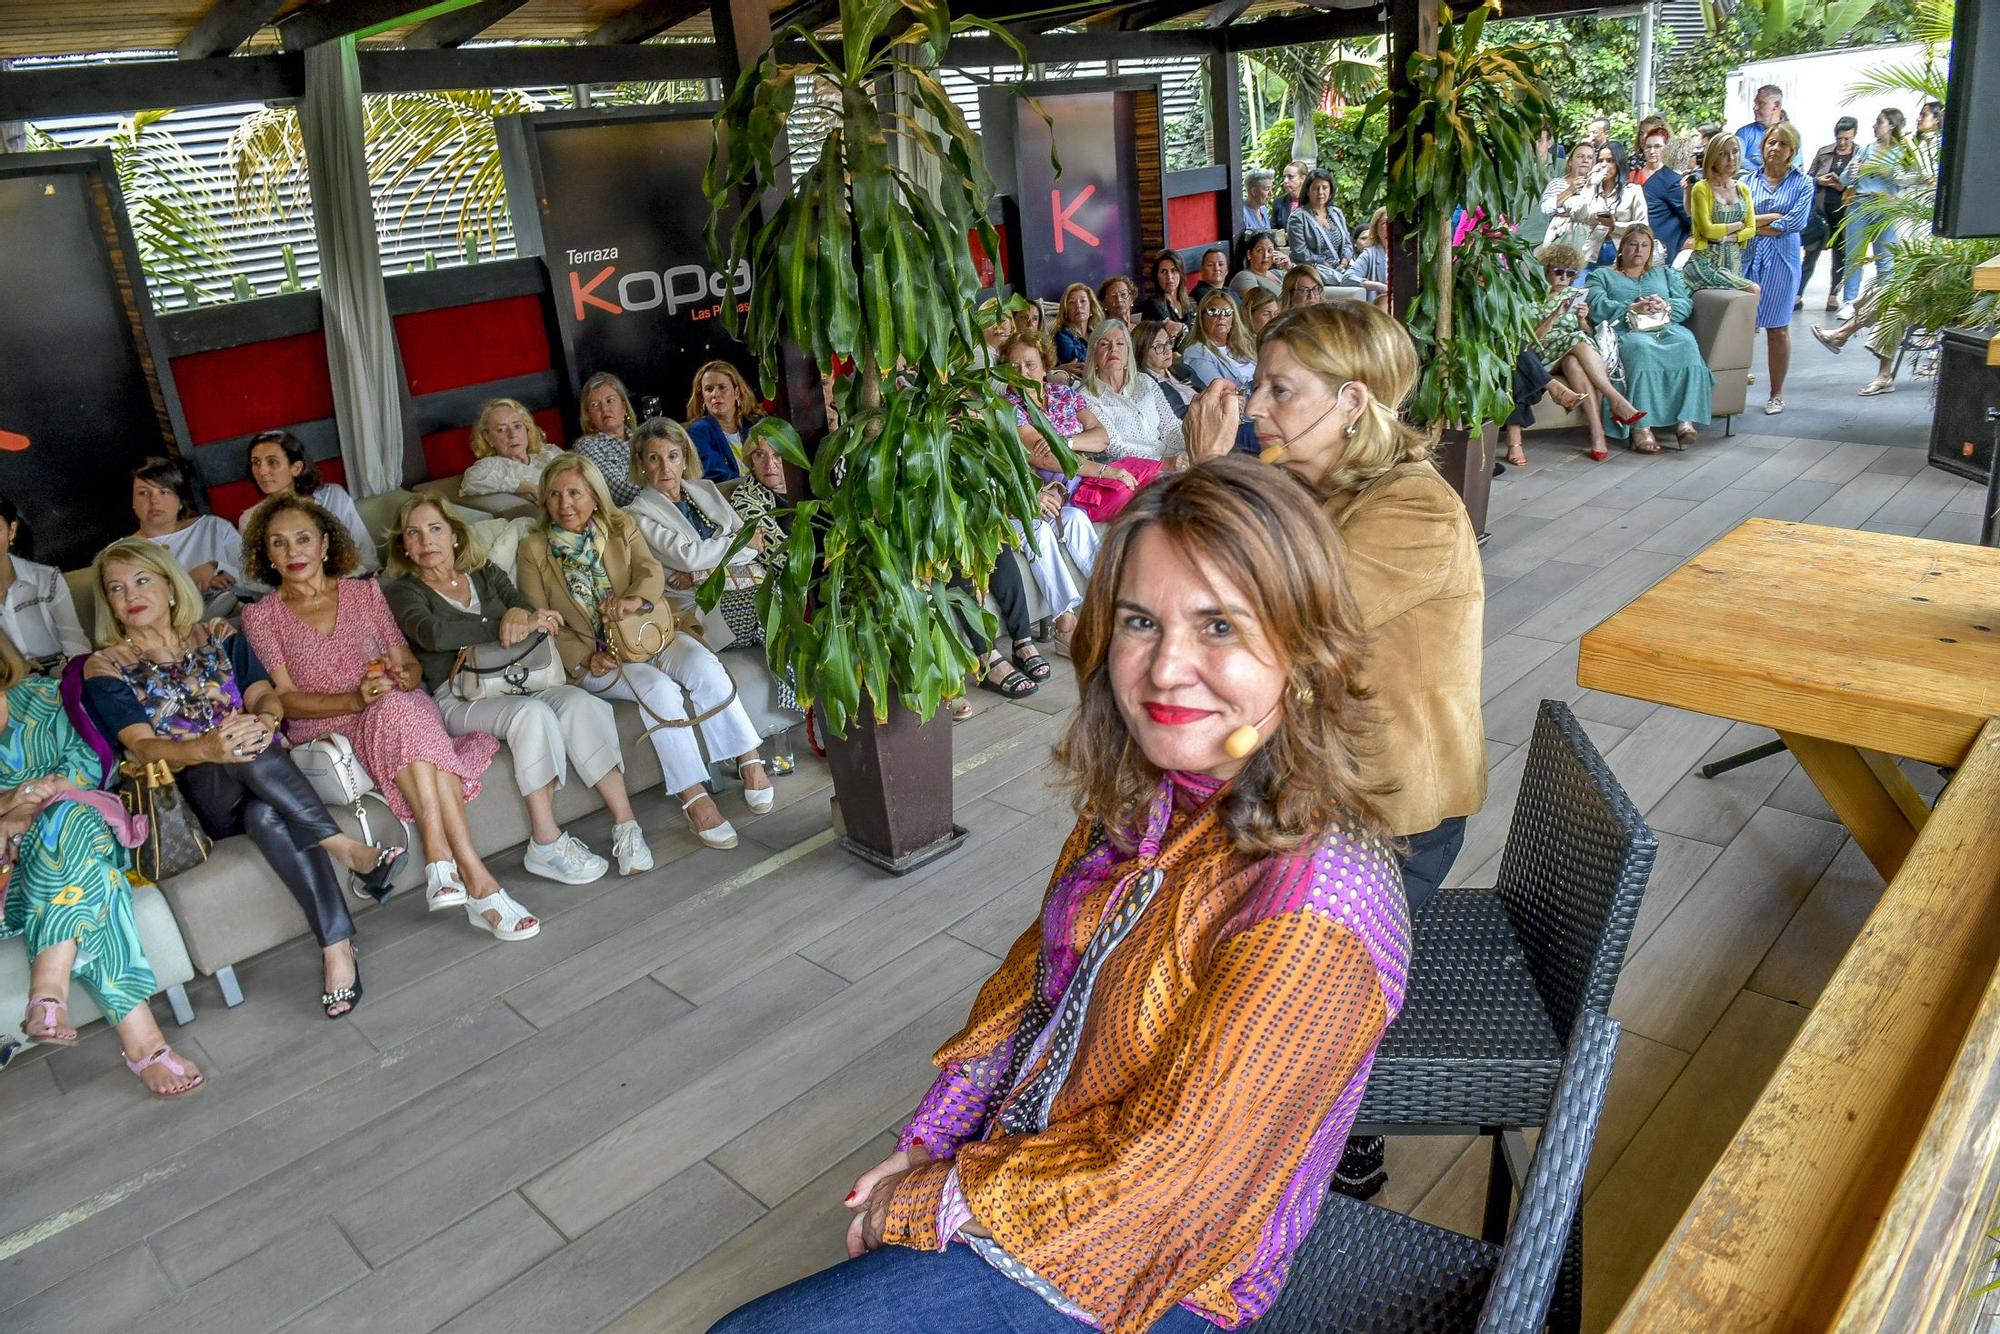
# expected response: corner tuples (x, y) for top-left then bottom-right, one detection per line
(1144, 703), (1210, 725)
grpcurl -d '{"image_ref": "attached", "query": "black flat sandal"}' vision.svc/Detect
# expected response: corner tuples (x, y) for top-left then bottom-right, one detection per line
(978, 666), (1039, 698)
(1011, 642), (1052, 683)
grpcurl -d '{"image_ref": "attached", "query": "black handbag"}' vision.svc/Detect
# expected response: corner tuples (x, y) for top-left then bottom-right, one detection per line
(116, 758), (213, 882)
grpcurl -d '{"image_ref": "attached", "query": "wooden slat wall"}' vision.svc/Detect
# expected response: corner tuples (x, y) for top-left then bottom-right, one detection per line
(1132, 85), (1164, 261)
(1612, 718), (2000, 1332)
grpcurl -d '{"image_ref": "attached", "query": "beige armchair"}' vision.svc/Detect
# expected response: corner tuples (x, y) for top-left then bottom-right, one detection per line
(1528, 286), (1757, 437)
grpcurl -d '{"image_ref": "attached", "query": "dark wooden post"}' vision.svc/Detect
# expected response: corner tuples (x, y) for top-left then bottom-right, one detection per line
(1385, 0), (1432, 320)
(1208, 48), (1244, 250)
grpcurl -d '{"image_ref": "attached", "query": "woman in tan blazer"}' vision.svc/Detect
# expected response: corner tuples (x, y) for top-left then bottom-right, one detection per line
(514, 453), (774, 851)
(1182, 300), (1486, 903)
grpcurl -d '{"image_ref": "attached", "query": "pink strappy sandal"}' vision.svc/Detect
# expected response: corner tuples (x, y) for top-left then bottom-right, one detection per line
(126, 1044), (205, 1100)
(23, 995), (79, 1048)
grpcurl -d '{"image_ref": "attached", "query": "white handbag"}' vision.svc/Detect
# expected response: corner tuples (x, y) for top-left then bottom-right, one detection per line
(446, 632), (566, 702)
(291, 732), (373, 806)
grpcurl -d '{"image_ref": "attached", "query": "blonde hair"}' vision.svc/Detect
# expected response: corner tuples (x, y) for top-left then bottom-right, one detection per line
(1701, 132), (1742, 183)
(684, 360), (763, 428)
(1256, 301), (1436, 494)
(1080, 318), (1141, 401)
(470, 398), (549, 459)
(91, 537), (204, 646)
(1057, 282), (1105, 336)
(1190, 289), (1255, 361)
(383, 496), (483, 578)
(631, 417), (696, 485)
(578, 371), (637, 439)
(1761, 120), (1802, 164)
(537, 452), (631, 540)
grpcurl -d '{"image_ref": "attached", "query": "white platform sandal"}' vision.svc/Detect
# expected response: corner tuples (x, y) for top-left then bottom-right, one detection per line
(739, 758), (775, 814)
(464, 887), (540, 941)
(425, 860), (468, 912)
(683, 793), (739, 849)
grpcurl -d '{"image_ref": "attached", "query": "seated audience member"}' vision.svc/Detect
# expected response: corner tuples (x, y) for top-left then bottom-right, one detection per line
(1081, 319), (1186, 467)
(686, 359), (766, 484)
(1584, 225), (1713, 451)
(1245, 287), (1281, 335)
(1133, 319), (1196, 417)
(3, 630), (205, 1099)
(242, 496), (542, 941)
(1512, 241), (1643, 465)
(1096, 275), (1138, 327)
(1136, 249), (1192, 340)
(1337, 208), (1392, 304)
(945, 552), (1040, 719)
(625, 419), (769, 648)
(84, 540), (404, 1019)
(974, 298), (1012, 369)
(514, 455), (774, 850)
(0, 493), (88, 669)
(1002, 333), (1111, 661)
(1281, 264), (1326, 310)
(1272, 158), (1308, 229)
(572, 371), (643, 506)
(1189, 246), (1234, 305)
(1242, 166), (1275, 230)
(709, 459), (1409, 1334)
(460, 398), (565, 501)
(237, 430), (377, 572)
(129, 457), (244, 610)
(1287, 168), (1355, 282)
(1052, 284), (1102, 369)
(1182, 290), (1258, 393)
(730, 436), (792, 574)
(384, 498), (653, 882)
(1229, 232), (1286, 300)
(1011, 300), (1044, 340)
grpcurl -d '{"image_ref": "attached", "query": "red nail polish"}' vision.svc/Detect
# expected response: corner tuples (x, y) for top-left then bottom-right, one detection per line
(844, 1191), (857, 1205)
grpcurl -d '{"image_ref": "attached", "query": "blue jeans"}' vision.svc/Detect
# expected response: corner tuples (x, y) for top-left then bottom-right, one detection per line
(1841, 204), (1899, 303)
(708, 1241), (1223, 1333)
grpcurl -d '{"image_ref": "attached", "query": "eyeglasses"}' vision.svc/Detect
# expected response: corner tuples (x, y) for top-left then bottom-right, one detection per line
(1295, 286), (1322, 297)
(1549, 267), (1579, 278)
(1203, 308), (1235, 319)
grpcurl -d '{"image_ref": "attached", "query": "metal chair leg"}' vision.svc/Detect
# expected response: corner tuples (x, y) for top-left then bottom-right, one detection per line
(165, 984), (195, 1025)
(215, 965), (245, 1007)
(1699, 737), (1786, 779)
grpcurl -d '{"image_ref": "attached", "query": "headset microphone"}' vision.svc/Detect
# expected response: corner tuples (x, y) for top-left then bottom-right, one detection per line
(1224, 701), (1286, 761)
(1255, 394), (1349, 467)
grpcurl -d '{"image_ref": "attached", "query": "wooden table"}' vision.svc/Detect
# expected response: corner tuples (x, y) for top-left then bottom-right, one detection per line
(1577, 518), (2000, 878)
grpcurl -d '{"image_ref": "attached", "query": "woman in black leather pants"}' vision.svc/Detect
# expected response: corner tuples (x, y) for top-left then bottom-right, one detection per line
(81, 539), (404, 1019)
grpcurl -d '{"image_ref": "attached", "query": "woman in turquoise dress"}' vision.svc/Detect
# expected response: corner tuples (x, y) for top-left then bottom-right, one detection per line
(1, 631), (204, 1098)
(1585, 225), (1715, 453)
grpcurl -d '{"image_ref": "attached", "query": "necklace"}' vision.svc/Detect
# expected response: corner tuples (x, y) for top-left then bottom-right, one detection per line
(289, 577), (336, 610)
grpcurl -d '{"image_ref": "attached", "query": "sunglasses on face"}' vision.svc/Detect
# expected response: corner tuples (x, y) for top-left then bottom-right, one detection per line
(1204, 308), (1234, 319)
(1549, 267), (1579, 278)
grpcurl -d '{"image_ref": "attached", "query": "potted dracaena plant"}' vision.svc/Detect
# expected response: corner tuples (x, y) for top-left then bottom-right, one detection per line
(1360, 0), (1558, 535)
(699, 0), (1074, 873)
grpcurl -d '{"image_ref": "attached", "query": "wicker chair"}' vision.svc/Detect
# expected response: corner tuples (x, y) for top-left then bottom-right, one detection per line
(1352, 700), (1656, 1331)
(1258, 1011), (1622, 1334)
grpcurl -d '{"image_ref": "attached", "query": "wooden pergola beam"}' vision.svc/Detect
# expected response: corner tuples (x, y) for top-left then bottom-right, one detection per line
(362, 43), (717, 90)
(768, 0), (842, 35)
(176, 0), (289, 58)
(585, 0), (711, 43)
(277, 1), (463, 51)
(402, 0), (529, 47)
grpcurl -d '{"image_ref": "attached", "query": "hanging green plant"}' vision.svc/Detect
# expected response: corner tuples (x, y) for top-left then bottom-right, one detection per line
(701, 0), (1073, 737)
(1360, 1), (1560, 431)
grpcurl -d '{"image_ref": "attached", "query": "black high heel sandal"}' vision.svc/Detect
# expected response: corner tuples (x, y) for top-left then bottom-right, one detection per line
(321, 946), (362, 1020)
(350, 844), (408, 904)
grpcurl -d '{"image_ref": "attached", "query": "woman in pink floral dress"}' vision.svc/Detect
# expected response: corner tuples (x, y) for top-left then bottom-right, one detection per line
(241, 495), (540, 942)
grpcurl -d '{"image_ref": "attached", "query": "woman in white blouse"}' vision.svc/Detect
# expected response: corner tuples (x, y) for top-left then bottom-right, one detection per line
(1539, 144), (1600, 256)
(0, 493), (88, 669)
(129, 457), (244, 613)
(1079, 319), (1186, 466)
(460, 398), (565, 501)
(623, 418), (766, 646)
(236, 430), (377, 572)
(1581, 153), (1649, 266)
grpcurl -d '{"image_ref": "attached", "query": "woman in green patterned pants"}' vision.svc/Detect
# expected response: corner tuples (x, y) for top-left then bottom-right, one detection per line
(1, 632), (203, 1098)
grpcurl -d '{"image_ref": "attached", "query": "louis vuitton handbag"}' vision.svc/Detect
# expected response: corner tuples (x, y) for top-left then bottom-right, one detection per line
(115, 759), (212, 882)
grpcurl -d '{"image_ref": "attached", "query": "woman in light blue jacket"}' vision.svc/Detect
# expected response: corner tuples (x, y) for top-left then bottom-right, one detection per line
(1180, 289), (1258, 393)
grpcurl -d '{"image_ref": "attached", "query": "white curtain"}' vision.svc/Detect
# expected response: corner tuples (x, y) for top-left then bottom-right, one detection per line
(300, 37), (403, 496)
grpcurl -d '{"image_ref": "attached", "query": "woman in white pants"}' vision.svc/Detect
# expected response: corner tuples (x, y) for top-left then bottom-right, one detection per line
(515, 454), (772, 850)
(381, 496), (654, 880)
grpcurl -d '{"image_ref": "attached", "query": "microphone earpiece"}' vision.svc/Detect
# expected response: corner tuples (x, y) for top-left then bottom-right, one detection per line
(1223, 701), (1286, 761)
(1258, 444), (1288, 464)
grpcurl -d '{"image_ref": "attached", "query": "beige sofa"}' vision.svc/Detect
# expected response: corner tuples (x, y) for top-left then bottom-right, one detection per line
(1528, 287), (1757, 438)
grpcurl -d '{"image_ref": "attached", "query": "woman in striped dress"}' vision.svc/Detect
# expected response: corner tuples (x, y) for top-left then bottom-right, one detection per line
(1684, 135), (1761, 296)
(2, 631), (204, 1098)
(1741, 121), (1817, 417)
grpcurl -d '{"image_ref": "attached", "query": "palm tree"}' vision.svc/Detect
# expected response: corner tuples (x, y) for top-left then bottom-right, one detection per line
(1243, 39), (1383, 162)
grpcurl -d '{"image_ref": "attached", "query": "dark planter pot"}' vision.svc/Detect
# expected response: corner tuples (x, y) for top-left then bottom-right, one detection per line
(1434, 423), (1495, 539)
(819, 698), (966, 875)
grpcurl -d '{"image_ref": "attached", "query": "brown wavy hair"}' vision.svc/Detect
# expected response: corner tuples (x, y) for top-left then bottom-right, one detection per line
(240, 494), (361, 585)
(1051, 455), (1387, 853)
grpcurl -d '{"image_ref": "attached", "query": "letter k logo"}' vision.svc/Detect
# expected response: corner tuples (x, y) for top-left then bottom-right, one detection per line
(1051, 185), (1101, 254)
(570, 265), (620, 320)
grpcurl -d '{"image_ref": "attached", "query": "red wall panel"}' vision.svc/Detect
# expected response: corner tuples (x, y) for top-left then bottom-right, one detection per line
(396, 295), (552, 396)
(1167, 192), (1223, 249)
(421, 407), (565, 483)
(171, 333), (335, 446)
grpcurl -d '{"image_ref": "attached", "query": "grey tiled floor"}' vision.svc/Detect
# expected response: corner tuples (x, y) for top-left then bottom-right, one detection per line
(0, 427), (1978, 1333)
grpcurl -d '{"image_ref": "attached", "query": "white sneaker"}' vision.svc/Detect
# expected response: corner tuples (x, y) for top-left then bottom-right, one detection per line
(612, 821), (654, 876)
(523, 832), (608, 885)
(1837, 301), (1856, 321)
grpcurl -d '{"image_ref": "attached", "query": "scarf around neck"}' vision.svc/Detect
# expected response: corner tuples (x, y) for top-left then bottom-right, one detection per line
(547, 521), (614, 642)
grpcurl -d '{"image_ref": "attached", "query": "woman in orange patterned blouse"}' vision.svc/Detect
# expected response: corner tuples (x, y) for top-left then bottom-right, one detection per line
(710, 457), (1411, 1333)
